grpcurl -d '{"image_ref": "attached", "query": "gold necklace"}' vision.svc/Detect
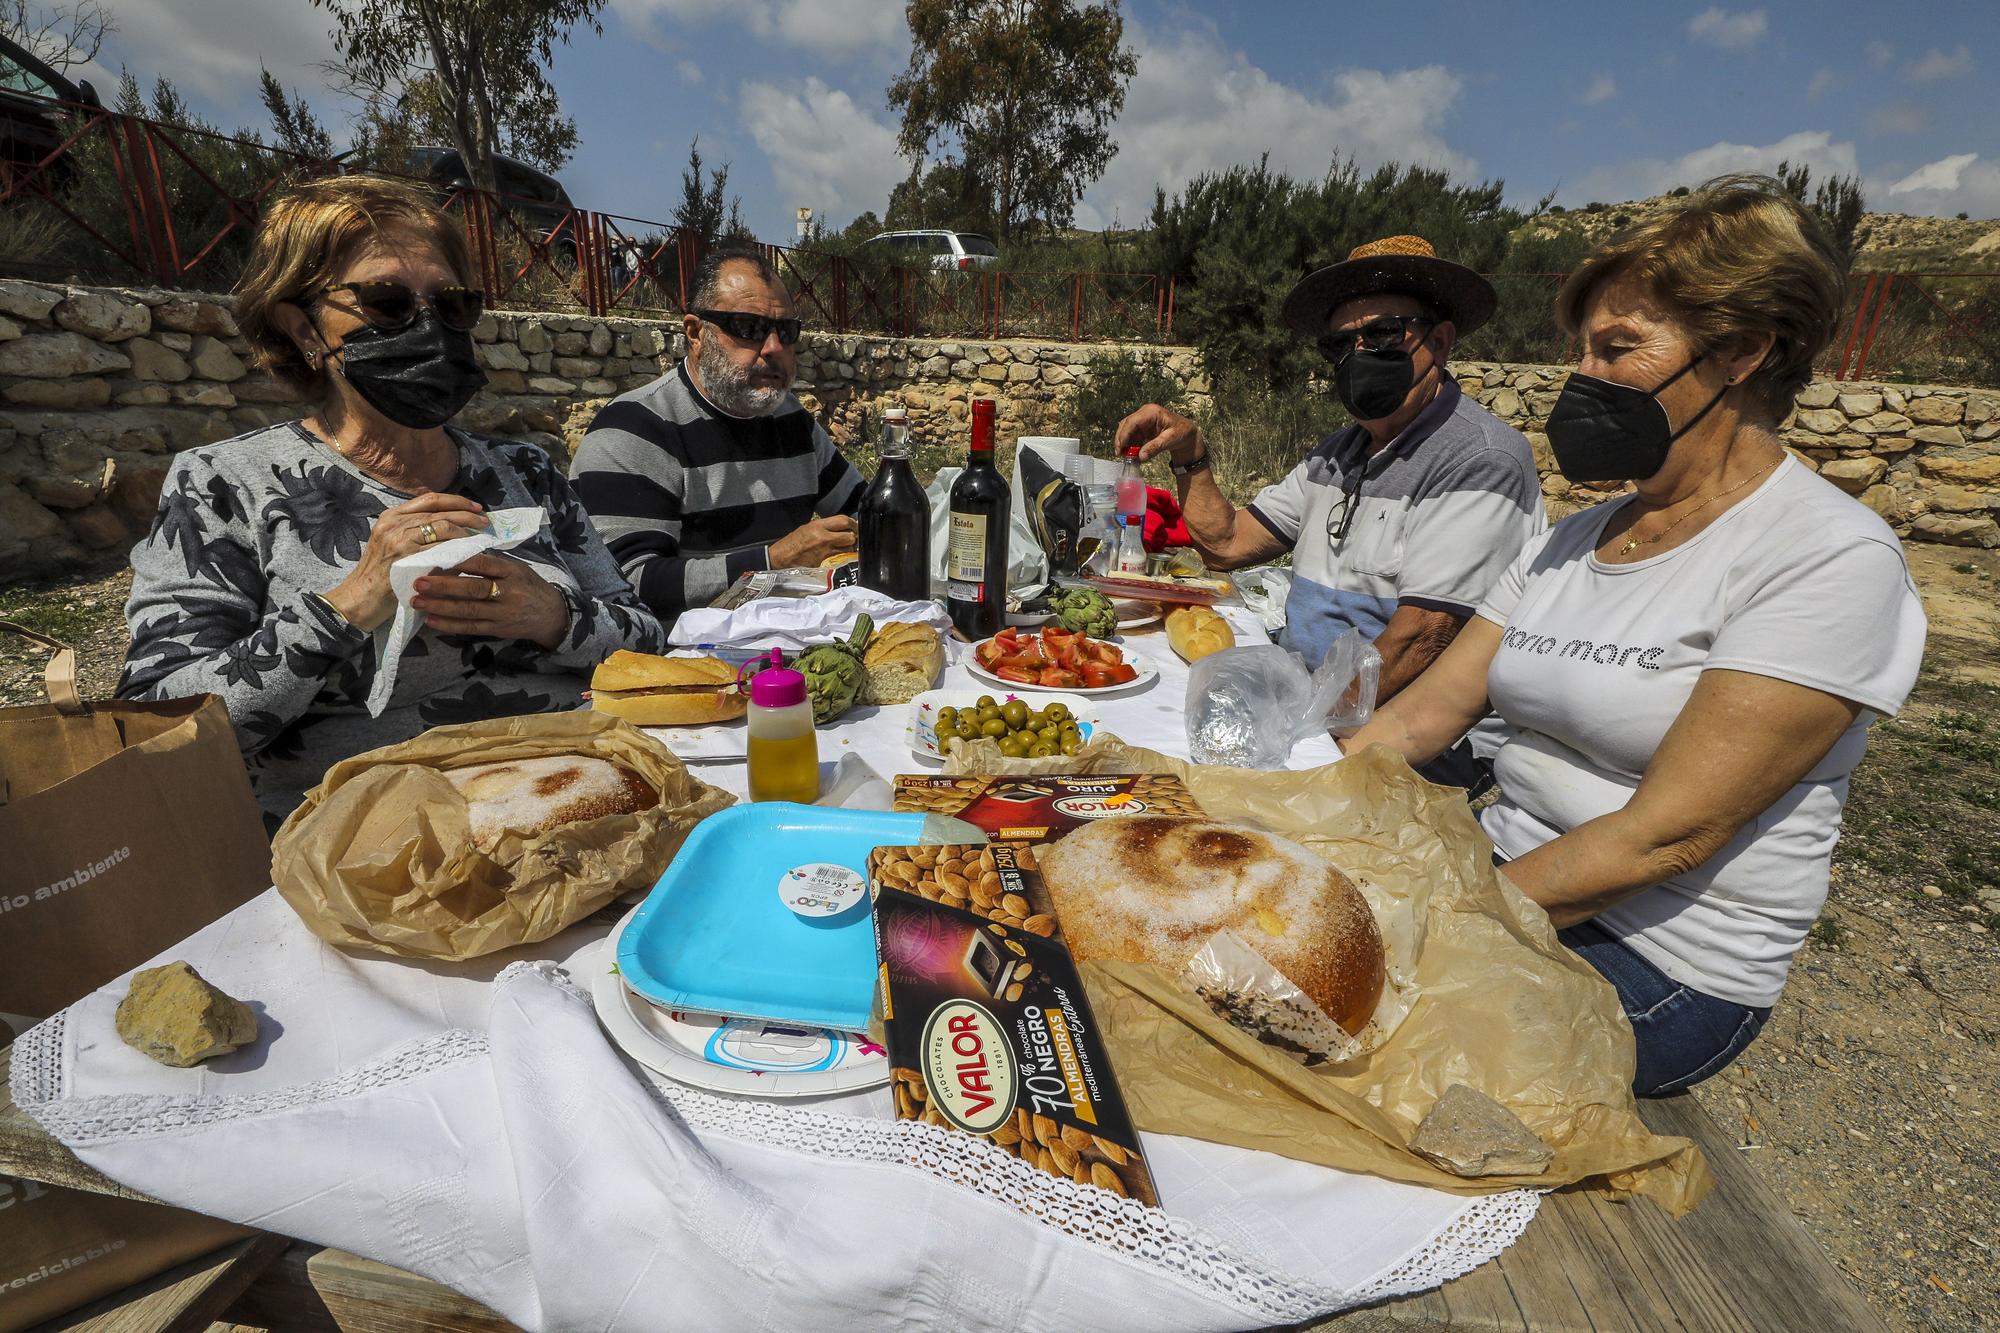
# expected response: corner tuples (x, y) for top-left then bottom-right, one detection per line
(1615, 456), (1782, 557)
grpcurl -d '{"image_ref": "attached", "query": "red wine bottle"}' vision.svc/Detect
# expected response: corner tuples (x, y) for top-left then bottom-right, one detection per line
(858, 407), (932, 601)
(946, 398), (1009, 639)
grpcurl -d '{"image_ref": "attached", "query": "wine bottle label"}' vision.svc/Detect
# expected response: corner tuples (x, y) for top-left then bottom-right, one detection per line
(947, 512), (988, 582)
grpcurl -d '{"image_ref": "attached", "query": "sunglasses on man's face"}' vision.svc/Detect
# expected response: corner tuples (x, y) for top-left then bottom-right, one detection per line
(320, 281), (486, 333)
(1315, 314), (1433, 369)
(696, 308), (803, 347)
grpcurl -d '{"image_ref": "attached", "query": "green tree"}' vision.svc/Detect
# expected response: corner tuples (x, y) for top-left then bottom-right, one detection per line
(258, 70), (338, 161)
(674, 137), (746, 244)
(310, 0), (603, 192)
(884, 159), (994, 234)
(1775, 158), (1866, 262)
(888, 0), (1136, 240)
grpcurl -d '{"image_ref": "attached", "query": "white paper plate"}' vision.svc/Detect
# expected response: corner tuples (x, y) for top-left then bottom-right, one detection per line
(903, 688), (1101, 763)
(587, 937), (889, 1099)
(965, 639), (1158, 695)
(641, 720), (748, 763)
(1111, 599), (1164, 630)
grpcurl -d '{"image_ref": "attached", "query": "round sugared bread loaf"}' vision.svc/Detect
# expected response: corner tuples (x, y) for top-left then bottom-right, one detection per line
(1037, 815), (1385, 1035)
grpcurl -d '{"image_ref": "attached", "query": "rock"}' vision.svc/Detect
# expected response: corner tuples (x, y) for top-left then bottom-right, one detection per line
(0, 278), (64, 321)
(483, 369), (527, 394)
(114, 961), (258, 1067)
(1850, 411), (1913, 435)
(126, 336), (192, 382)
(1836, 391), (1883, 417)
(526, 375), (576, 394)
(0, 331), (131, 377)
(1006, 362), (1038, 383)
(187, 336), (247, 382)
(1909, 513), (2000, 548)
(1916, 452), (2000, 485)
(977, 363), (1009, 382)
(3, 378), (112, 409)
(517, 322), (553, 354)
(153, 298), (237, 336)
(1408, 1084), (1553, 1178)
(63, 500), (130, 549)
(1907, 396), (1965, 426)
(588, 324), (613, 356)
(115, 383), (172, 407)
(1859, 484), (1902, 521)
(1486, 387), (1523, 420)
(54, 290), (149, 342)
(230, 376), (298, 404)
(1795, 382), (1840, 410)
(1794, 408), (1847, 435)
(554, 356), (600, 379)
(553, 331), (588, 356)
(171, 382), (236, 408)
(1909, 425), (1965, 447)
(1925, 486), (1999, 513)
(477, 341), (529, 372)
(1818, 457), (1887, 493)
(23, 472), (104, 509)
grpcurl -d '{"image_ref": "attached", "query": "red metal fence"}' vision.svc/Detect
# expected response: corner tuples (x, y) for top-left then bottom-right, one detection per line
(1826, 272), (2000, 384)
(0, 94), (1176, 343)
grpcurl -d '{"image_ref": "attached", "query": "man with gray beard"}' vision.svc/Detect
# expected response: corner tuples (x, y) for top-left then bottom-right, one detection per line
(570, 249), (864, 626)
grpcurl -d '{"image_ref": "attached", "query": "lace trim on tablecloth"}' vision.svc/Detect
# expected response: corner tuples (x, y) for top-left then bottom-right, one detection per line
(12, 1027), (488, 1145)
(8, 1008), (67, 1107)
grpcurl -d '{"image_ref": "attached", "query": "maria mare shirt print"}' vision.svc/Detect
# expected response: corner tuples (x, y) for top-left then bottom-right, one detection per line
(119, 422), (667, 819)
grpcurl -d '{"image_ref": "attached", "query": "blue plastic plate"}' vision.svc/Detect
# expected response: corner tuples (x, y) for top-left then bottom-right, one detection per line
(615, 803), (932, 1032)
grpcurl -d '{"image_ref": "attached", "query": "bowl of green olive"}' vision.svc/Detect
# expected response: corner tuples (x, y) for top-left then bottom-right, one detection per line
(905, 689), (1100, 762)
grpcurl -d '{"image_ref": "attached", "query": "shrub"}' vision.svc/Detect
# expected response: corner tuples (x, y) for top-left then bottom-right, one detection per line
(1203, 382), (1350, 504)
(1057, 349), (1189, 446)
(1584, 201), (1608, 213)
(1669, 185), (1691, 197)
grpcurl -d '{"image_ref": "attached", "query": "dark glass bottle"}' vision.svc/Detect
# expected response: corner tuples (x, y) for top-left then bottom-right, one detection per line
(857, 407), (932, 602)
(946, 398), (1009, 639)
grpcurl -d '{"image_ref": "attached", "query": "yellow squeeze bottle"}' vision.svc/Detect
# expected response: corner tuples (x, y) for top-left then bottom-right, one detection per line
(744, 651), (820, 803)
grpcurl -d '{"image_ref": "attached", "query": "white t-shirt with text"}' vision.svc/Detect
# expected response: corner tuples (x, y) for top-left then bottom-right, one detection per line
(1475, 457), (1927, 1007)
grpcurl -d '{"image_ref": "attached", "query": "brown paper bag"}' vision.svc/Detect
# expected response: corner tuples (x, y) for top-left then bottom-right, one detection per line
(0, 622), (271, 1035)
(945, 734), (1710, 1214)
(0, 1174), (251, 1333)
(272, 711), (733, 960)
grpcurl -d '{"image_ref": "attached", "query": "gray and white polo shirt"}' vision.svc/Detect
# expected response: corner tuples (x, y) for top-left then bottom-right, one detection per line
(1246, 379), (1545, 669)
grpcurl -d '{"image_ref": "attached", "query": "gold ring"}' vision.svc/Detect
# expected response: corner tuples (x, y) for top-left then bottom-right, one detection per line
(418, 522), (438, 545)
(486, 578), (501, 601)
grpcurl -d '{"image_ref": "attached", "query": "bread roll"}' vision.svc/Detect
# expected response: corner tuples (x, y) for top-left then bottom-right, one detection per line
(589, 652), (747, 726)
(1166, 605), (1234, 663)
(1037, 815), (1384, 1036)
(861, 622), (945, 705)
(444, 755), (655, 851)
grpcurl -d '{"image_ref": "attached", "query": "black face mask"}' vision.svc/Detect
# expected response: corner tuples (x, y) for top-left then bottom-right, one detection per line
(1544, 357), (1730, 483)
(1334, 347), (1430, 420)
(325, 309), (486, 430)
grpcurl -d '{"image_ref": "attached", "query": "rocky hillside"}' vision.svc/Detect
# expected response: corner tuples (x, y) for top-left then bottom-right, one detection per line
(1525, 193), (2000, 269)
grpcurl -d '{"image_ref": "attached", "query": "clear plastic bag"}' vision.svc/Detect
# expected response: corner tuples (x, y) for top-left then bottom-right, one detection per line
(1185, 628), (1381, 768)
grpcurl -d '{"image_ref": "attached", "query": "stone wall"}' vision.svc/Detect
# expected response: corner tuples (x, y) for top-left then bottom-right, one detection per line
(1, 278), (1993, 580)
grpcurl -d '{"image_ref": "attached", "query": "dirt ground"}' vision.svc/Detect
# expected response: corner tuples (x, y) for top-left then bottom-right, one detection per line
(2, 545), (1997, 1331)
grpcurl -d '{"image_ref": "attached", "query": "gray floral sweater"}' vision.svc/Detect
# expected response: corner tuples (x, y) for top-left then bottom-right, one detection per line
(119, 422), (667, 819)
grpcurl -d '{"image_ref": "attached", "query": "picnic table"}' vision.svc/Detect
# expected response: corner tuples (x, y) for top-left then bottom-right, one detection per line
(0, 610), (1888, 1332)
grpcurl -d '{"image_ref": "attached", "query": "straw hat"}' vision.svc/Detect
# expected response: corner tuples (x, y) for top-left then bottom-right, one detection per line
(1280, 234), (1498, 338)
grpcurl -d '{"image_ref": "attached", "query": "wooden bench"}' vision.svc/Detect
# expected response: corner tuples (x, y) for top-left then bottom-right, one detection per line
(1, 1073), (1882, 1332)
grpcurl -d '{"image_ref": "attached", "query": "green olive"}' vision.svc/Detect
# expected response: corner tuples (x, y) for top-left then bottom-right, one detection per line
(978, 705), (1002, 724)
(999, 734), (1029, 758)
(1037, 725), (1060, 744)
(1001, 700), (1030, 728)
(980, 717), (1009, 738)
(936, 707), (958, 728)
(974, 695), (998, 712)
(1028, 740), (1057, 758)
(1059, 736), (1081, 755)
(1059, 722), (1081, 740)
(1043, 703), (1071, 723)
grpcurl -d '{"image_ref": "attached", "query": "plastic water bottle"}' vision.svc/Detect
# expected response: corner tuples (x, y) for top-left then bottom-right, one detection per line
(1115, 443), (1146, 525)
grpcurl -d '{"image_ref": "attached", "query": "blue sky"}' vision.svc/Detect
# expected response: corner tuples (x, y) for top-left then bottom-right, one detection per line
(75, 0), (1999, 240)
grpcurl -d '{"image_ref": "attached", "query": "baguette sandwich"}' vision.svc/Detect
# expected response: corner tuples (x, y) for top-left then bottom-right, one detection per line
(588, 652), (747, 727)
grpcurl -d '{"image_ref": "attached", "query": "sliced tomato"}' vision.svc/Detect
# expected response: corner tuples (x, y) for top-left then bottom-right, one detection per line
(995, 665), (1038, 684)
(1039, 666), (1083, 688)
(1079, 663), (1118, 688)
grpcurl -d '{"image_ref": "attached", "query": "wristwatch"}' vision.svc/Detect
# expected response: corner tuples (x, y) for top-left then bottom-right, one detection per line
(1170, 447), (1212, 478)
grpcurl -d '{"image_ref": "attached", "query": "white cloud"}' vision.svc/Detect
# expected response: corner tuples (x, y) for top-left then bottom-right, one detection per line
(1890, 153), (1978, 196)
(1581, 74), (1616, 105)
(1905, 45), (1973, 83)
(1864, 40), (1894, 67)
(1867, 104), (1927, 136)
(613, 0), (904, 58)
(1074, 25), (1477, 231)
(1687, 7), (1767, 51)
(71, 0), (334, 114)
(1805, 67), (1838, 101)
(676, 60), (704, 84)
(1571, 129), (1859, 203)
(738, 76), (904, 222)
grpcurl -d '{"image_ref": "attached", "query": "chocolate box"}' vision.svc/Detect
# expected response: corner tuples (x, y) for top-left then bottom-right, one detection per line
(890, 774), (1205, 845)
(867, 842), (1159, 1207)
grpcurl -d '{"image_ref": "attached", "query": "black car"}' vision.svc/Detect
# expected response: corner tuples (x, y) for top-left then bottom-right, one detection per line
(0, 32), (101, 187)
(406, 145), (577, 258)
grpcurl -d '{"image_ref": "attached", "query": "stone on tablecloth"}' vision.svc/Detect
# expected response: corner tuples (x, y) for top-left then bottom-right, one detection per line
(114, 961), (258, 1067)
(1408, 1083), (1553, 1178)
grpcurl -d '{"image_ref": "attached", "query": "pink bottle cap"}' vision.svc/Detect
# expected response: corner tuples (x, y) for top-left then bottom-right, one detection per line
(749, 664), (807, 709)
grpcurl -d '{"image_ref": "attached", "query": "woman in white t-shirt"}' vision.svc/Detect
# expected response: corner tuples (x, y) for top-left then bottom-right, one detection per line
(1339, 176), (1927, 1096)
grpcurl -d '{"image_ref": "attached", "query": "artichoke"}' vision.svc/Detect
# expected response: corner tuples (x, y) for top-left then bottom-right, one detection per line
(796, 613), (873, 725)
(1051, 587), (1117, 637)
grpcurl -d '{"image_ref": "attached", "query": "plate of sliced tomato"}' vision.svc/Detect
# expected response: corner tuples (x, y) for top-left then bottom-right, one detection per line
(966, 626), (1156, 694)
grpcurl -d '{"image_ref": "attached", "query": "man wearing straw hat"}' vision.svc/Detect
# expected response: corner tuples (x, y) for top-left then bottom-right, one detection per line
(1118, 235), (1544, 790)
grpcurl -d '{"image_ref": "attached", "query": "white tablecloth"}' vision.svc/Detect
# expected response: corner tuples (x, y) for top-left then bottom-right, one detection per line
(8, 606), (1536, 1332)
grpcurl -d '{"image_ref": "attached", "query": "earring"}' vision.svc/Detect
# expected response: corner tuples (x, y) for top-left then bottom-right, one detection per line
(305, 350), (320, 369)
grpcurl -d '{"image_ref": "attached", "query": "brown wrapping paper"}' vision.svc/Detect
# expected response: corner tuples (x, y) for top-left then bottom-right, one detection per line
(943, 734), (1711, 1214)
(271, 712), (732, 961)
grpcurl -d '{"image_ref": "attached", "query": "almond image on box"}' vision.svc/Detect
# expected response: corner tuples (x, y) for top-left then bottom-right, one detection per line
(588, 652), (747, 727)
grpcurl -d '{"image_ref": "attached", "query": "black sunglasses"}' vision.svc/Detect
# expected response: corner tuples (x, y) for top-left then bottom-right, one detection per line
(1315, 314), (1433, 369)
(319, 281), (485, 333)
(696, 308), (803, 346)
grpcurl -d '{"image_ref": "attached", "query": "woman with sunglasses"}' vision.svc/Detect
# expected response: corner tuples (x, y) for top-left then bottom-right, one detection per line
(119, 174), (667, 823)
(1336, 178), (1926, 1095)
